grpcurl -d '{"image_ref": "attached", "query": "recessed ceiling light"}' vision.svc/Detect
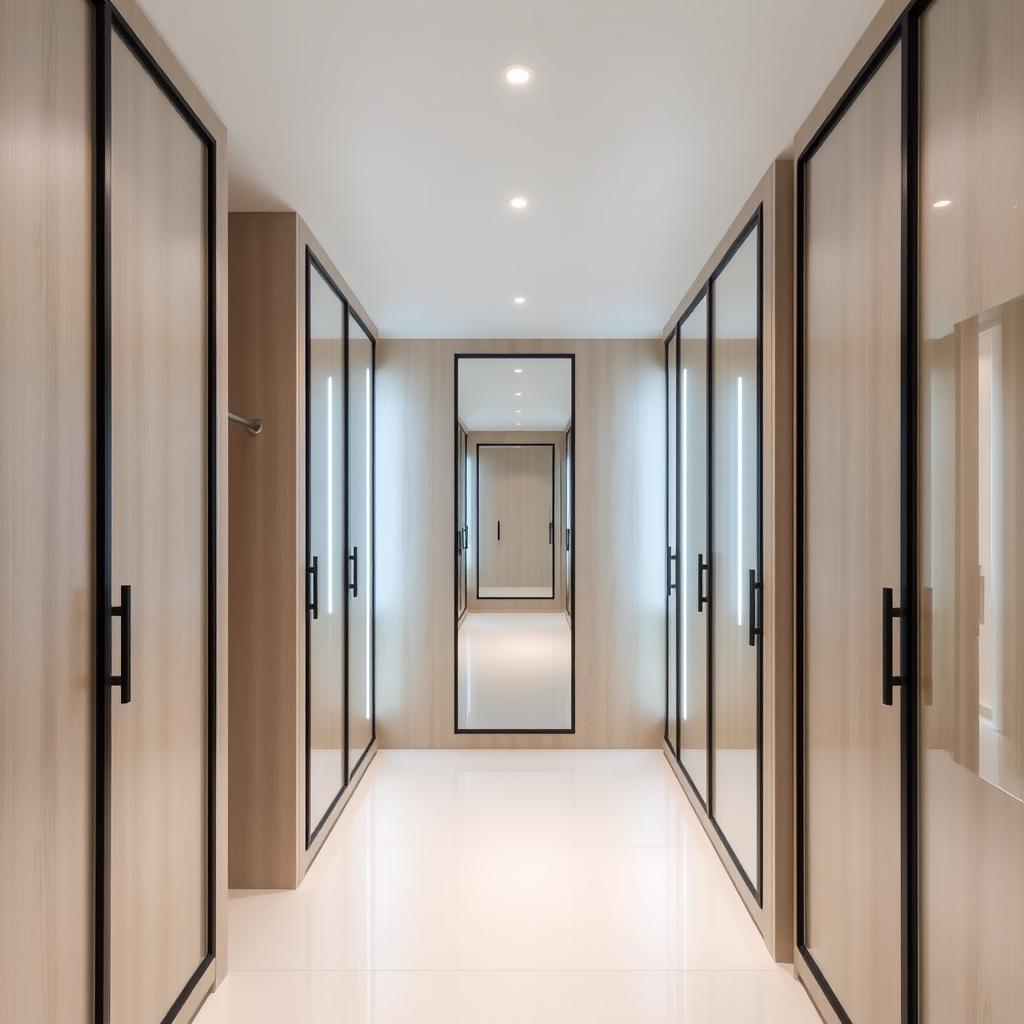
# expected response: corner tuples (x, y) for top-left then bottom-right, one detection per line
(513, 296), (526, 304)
(514, 368), (523, 374)
(514, 392), (522, 397)
(516, 409), (522, 414)
(503, 65), (533, 87)
(509, 196), (528, 211)
(933, 199), (952, 208)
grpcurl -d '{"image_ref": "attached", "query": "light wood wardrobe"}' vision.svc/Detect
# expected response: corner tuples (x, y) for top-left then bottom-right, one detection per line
(794, 0), (1024, 1021)
(228, 213), (378, 889)
(661, 161), (794, 960)
(0, 1), (228, 1022)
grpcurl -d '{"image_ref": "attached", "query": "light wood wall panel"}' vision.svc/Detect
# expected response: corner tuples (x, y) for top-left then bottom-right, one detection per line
(376, 339), (665, 749)
(0, 1), (94, 1019)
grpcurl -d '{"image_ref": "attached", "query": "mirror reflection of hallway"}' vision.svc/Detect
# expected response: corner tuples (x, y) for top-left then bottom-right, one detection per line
(455, 356), (574, 732)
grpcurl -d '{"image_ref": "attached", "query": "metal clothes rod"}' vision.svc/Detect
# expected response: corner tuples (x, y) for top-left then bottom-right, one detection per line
(228, 411), (263, 435)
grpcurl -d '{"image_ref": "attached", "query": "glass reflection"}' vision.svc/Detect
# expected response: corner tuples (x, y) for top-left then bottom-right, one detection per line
(919, 0), (1024, 1015)
(456, 356), (573, 731)
(711, 226), (759, 885)
(307, 258), (345, 834)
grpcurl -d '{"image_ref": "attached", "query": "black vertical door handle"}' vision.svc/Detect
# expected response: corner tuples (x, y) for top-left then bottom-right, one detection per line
(349, 546), (359, 599)
(565, 528), (571, 552)
(748, 569), (761, 647)
(667, 548), (677, 595)
(549, 521), (554, 545)
(309, 556), (319, 619)
(697, 553), (709, 612)
(111, 584), (132, 704)
(882, 586), (903, 706)
(497, 520), (501, 542)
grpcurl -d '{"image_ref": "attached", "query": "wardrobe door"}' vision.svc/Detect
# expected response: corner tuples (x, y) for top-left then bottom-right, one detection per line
(0, 1), (94, 1019)
(711, 222), (761, 889)
(109, 27), (211, 1022)
(918, 0), (1024, 1017)
(347, 313), (374, 777)
(666, 331), (679, 756)
(477, 446), (506, 592)
(680, 297), (710, 801)
(565, 427), (573, 622)
(800, 43), (903, 1023)
(306, 255), (345, 840)
(510, 445), (554, 594)
(457, 426), (467, 618)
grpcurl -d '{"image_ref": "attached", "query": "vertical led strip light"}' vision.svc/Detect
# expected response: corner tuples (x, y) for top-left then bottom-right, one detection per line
(327, 376), (334, 615)
(681, 366), (688, 720)
(737, 376), (743, 626)
(365, 366), (372, 719)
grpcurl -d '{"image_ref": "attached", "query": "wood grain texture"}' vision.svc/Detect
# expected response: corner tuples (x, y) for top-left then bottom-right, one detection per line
(0, 1), (94, 1019)
(376, 339), (665, 749)
(661, 162), (794, 963)
(109, 31), (209, 1021)
(802, 45), (903, 1024)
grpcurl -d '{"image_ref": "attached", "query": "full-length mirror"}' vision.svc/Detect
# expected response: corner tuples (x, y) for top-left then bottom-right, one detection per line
(455, 355), (574, 732)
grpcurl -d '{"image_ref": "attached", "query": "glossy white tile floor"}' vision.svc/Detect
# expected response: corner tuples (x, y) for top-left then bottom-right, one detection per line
(457, 612), (572, 730)
(195, 750), (820, 1024)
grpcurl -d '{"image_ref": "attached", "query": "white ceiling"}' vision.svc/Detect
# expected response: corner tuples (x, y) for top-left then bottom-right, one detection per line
(138, 0), (882, 340)
(458, 357), (572, 432)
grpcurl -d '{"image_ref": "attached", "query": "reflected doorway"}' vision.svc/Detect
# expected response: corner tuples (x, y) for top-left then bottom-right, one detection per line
(454, 355), (575, 732)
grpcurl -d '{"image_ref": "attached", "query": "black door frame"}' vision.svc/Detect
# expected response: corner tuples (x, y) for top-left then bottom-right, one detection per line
(452, 353), (576, 735)
(304, 247), (378, 851)
(93, 3), (218, 1021)
(665, 208), (764, 906)
(794, 3), (926, 1021)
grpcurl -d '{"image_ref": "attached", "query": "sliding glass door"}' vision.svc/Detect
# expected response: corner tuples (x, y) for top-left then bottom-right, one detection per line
(347, 312), (375, 778)
(711, 221), (761, 888)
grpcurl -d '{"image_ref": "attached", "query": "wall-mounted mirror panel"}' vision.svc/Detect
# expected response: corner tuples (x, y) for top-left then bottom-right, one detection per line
(347, 312), (375, 778)
(455, 355), (574, 732)
(711, 222), (761, 887)
(306, 254), (346, 839)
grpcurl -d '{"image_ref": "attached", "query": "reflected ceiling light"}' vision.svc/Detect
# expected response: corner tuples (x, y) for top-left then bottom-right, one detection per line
(503, 65), (533, 86)
(933, 199), (952, 208)
(516, 409), (522, 414)
(509, 196), (528, 211)
(514, 391), (522, 397)
(513, 296), (526, 304)
(514, 368), (523, 374)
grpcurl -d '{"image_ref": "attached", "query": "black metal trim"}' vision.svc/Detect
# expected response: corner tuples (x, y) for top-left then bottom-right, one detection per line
(473, 442), (557, 601)
(94, 3), (219, 1020)
(453, 353), (576, 735)
(794, 4), (925, 1020)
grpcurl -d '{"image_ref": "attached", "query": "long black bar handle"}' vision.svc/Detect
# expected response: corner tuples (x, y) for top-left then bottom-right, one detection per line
(748, 569), (761, 647)
(697, 553), (709, 612)
(349, 547), (359, 599)
(882, 586), (903, 706)
(463, 525), (468, 549)
(111, 584), (132, 705)
(549, 520), (554, 545)
(497, 520), (501, 542)
(565, 527), (571, 552)
(309, 556), (319, 620)
(667, 547), (677, 596)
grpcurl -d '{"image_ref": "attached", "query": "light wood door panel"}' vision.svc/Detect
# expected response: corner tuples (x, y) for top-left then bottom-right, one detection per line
(0, 0), (94, 1019)
(918, 0), (1024, 1017)
(802, 43), (903, 1023)
(109, 31), (209, 1022)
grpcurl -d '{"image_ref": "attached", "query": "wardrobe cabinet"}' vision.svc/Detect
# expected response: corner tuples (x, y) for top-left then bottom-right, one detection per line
(229, 212), (377, 889)
(662, 161), (793, 960)
(0, 1), (228, 1021)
